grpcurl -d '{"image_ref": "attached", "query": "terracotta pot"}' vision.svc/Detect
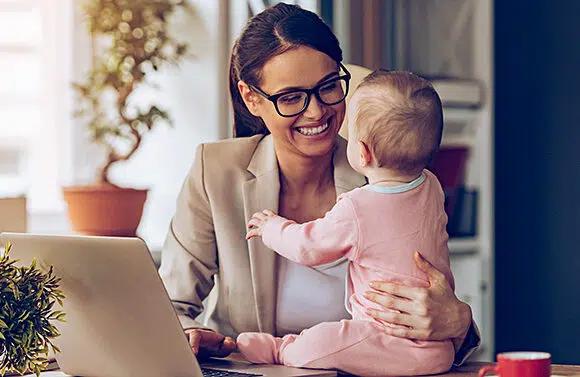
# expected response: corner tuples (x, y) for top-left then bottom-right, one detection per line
(62, 185), (148, 237)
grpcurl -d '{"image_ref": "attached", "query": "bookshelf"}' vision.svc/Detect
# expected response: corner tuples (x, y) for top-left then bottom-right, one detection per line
(448, 237), (480, 254)
(332, 0), (495, 361)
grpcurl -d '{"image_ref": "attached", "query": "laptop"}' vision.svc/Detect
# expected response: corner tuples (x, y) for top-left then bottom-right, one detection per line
(0, 233), (335, 377)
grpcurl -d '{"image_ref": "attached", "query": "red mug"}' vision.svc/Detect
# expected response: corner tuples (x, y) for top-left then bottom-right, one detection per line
(479, 352), (551, 377)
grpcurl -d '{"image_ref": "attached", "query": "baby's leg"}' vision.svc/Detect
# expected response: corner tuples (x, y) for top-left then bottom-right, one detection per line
(239, 320), (454, 376)
(237, 320), (376, 369)
(280, 320), (454, 376)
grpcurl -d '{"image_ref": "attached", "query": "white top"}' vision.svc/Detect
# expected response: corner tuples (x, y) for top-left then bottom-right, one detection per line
(275, 256), (350, 336)
(274, 176), (429, 336)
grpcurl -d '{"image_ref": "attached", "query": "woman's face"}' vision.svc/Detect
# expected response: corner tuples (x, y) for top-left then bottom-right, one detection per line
(241, 46), (345, 158)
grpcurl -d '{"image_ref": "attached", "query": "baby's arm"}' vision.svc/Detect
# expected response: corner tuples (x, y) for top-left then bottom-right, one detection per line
(247, 197), (359, 266)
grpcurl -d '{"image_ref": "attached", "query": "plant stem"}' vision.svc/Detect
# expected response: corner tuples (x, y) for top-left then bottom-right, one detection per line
(98, 84), (142, 186)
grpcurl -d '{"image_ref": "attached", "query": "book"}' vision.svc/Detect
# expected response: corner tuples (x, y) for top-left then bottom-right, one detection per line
(429, 77), (483, 108)
(445, 187), (478, 238)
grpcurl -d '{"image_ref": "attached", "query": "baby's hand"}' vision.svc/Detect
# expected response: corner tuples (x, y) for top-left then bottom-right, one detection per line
(246, 209), (276, 240)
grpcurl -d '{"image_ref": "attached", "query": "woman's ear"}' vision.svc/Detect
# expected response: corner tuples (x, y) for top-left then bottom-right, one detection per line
(238, 81), (261, 116)
(358, 140), (373, 167)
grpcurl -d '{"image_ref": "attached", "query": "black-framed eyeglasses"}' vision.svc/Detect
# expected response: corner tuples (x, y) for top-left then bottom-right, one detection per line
(250, 63), (351, 117)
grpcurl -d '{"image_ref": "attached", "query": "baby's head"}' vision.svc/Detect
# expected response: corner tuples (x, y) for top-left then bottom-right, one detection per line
(346, 70), (443, 177)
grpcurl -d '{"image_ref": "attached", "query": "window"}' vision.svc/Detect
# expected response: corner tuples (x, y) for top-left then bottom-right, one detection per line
(0, 0), (73, 213)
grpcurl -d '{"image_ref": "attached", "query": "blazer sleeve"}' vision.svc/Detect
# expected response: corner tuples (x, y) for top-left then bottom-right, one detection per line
(453, 320), (482, 366)
(158, 144), (218, 330)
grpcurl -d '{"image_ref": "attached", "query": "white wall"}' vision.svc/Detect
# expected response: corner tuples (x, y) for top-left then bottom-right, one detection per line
(72, 1), (225, 249)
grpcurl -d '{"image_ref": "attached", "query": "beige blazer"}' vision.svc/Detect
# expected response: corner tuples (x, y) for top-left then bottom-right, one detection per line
(159, 134), (366, 337)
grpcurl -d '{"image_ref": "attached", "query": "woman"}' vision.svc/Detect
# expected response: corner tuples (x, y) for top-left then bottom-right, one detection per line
(159, 3), (479, 366)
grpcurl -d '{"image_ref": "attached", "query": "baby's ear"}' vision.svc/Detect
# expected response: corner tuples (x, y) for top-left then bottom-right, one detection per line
(358, 140), (373, 167)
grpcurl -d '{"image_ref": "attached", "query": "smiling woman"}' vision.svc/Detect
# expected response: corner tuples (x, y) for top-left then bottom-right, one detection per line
(159, 2), (479, 372)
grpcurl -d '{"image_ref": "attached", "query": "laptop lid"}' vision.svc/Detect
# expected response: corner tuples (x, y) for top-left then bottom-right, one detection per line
(1, 233), (201, 377)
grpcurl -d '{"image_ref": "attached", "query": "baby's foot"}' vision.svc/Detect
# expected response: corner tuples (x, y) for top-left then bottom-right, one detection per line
(236, 332), (283, 364)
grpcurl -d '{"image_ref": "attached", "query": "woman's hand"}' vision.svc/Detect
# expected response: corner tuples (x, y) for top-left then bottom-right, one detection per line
(364, 252), (472, 345)
(185, 329), (236, 359)
(246, 209), (276, 239)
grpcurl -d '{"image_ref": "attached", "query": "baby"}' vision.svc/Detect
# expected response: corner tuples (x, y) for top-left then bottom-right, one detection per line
(238, 70), (455, 376)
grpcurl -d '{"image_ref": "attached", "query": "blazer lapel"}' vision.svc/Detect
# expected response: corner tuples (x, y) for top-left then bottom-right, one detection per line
(333, 136), (367, 195)
(242, 135), (279, 334)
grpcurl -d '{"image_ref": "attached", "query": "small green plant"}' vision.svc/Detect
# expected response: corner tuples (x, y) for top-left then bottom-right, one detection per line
(0, 243), (65, 377)
(73, 0), (191, 185)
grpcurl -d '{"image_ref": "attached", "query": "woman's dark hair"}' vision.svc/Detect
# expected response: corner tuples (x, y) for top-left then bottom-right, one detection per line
(229, 3), (342, 137)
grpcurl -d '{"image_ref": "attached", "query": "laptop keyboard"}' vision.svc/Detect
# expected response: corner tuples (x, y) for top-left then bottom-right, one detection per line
(201, 367), (263, 377)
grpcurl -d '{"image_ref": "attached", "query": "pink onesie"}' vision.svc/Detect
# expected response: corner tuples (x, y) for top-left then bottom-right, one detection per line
(237, 170), (455, 376)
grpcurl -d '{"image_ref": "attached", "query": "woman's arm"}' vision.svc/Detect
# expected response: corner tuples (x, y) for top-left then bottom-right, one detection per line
(364, 252), (480, 365)
(158, 144), (218, 331)
(159, 144), (236, 358)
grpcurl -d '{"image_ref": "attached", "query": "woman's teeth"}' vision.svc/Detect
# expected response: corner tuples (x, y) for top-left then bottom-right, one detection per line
(296, 123), (329, 136)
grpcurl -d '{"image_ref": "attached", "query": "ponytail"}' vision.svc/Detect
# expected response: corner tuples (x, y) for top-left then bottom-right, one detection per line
(229, 44), (267, 137)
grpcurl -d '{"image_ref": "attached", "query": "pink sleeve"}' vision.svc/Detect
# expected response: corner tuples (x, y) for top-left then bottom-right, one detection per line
(261, 197), (359, 266)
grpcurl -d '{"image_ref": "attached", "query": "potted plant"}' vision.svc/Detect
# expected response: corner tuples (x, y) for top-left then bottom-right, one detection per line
(0, 243), (65, 377)
(64, 0), (190, 237)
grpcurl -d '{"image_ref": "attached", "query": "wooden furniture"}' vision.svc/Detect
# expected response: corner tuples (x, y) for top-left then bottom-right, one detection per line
(442, 362), (580, 376)
(24, 361), (580, 376)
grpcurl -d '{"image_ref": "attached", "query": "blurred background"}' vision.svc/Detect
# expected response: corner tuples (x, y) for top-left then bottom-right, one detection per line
(0, 0), (578, 364)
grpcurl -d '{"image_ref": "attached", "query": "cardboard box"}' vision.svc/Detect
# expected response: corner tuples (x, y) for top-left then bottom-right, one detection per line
(0, 196), (27, 232)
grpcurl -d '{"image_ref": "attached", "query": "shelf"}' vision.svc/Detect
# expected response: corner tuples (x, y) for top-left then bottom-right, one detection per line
(441, 134), (476, 147)
(443, 107), (480, 123)
(448, 237), (480, 254)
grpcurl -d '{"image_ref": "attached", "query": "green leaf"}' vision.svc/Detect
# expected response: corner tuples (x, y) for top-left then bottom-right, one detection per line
(0, 241), (66, 373)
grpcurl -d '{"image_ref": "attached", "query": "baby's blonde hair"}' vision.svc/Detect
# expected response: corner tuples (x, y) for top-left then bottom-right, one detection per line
(352, 70), (443, 176)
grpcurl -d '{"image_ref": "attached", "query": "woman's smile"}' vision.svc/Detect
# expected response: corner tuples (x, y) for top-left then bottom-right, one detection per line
(290, 111), (339, 152)
(295, 121), (330, 136)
